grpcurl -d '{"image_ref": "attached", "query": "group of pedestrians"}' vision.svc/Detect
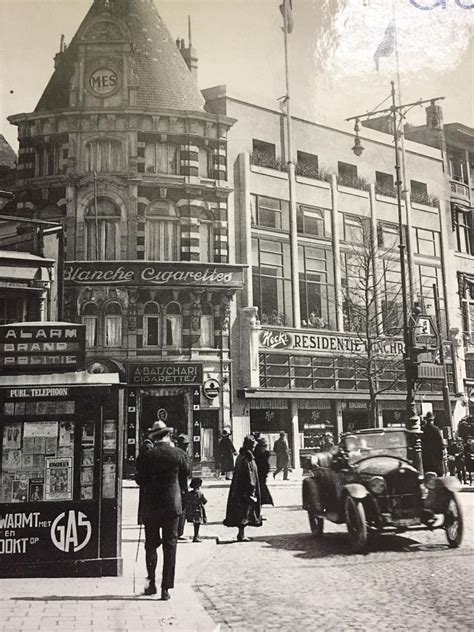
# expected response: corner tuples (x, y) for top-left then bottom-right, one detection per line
(422, 411), (473, 483)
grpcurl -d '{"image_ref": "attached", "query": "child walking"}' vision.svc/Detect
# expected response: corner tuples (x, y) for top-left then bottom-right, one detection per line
(185, 477), (208, 542)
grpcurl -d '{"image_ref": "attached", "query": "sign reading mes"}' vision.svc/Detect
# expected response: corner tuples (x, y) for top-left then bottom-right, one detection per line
(0, 323), (86, 372)
(89, 68), (119, 96)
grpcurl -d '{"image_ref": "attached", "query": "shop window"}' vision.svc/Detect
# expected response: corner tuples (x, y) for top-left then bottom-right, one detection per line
(416, 228), (440, 257)
(86, 198), (121, 260)
(165, 302), (182, 348)
(104, 302), (122, 347)
(375, 171), (395, 197)
(252, 237), (293, 327)
(199, 210), (214, 263)
(200, 304), (214, 348)
(145, 200), (180, 261)
(298, 245), (334, 329)
(0, 295), (25, 325)
(82, 302), (98, 348)
(143, 302), (161, 347)
(85, 139), (122, 172)
(144, 142), (179, 175)
(252, 195), (288, 231)
(297, 204), (330, 238)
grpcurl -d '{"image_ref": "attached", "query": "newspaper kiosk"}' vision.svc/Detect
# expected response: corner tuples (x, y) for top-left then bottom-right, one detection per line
(0, 323), (124, 577)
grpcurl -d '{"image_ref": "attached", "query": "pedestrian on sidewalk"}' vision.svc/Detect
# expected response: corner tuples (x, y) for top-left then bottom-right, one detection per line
(218, 429), (237, 480)
(422, 412), (444, 477)
(185, 477), (208, 542)
(136, 420), (190, 601)
(273, 431), (290, 480)
(136, 429), (154, 525)
(254, 435), (273, 508)
(176, 434), (191, 541)
(223, 434), (262, 541)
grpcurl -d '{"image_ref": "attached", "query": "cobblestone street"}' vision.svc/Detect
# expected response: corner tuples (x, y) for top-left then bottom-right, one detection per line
(190, 479), (474, 631)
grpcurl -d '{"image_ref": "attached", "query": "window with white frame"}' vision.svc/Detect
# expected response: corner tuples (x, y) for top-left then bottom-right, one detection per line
(416, 228), (440, 257)
(104, 302), (122, 347)
(165, 302), (182, 348)
(86, 198), (121, 260)
(145, 200), (180, 261)
(143, 302), (161, 347)
(342, 214), (366, 243)
(455, 208), (473, 255)
(297, 204), (331, 238)
(144, 142), (178, 174)
(199, 210), (214, 263)
(200, 304), (214, 347)
(85, 139), (122, 172)
(82, 302), (98, 347)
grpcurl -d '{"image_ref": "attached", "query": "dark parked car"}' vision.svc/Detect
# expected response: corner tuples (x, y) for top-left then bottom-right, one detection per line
(302, 428), (463, 552)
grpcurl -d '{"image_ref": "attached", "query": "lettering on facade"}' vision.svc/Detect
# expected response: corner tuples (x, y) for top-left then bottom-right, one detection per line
(128, 363), (203, 385)
(51, 510), (92, 553)
(63, 263), (244, 288)
(8, 387), (69, 399)
(88, 68), (119, 95)
(409, 0), (473, 9)
(259, 329), (404, 356)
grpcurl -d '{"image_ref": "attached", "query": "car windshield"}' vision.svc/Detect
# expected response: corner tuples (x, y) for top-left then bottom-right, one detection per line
(341, 431), (409, 463)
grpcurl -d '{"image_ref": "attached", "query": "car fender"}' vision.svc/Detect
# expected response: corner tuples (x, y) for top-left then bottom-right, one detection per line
(302, 476), (319, 511)
(436, 476), (461, 493)
(342, 483), (368, 500)
(424, 477), (460, 513)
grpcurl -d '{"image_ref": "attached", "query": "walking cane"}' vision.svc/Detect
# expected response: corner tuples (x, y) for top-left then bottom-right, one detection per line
(133, 523), (142, 595)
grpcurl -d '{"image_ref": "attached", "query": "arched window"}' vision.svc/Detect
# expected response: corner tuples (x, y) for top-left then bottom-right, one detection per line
(144, 142), (179, 174)
(82, 302), (98, 347)
(143, 302), (161, 347)
(104, 302), (122, 347)
(200, 304), (214, 348)
(145, 201), (180, 261)
(199, 210), (214, 263)
(85, 139), (122, 172)
(165, 302), (182, 348)
(198, 147), (211, 178)
(86, 198), (121, 260)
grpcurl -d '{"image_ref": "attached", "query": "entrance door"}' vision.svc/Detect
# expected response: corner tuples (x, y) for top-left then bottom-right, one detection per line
(140, 394), (187, 439)
(200, 410), (218, 463)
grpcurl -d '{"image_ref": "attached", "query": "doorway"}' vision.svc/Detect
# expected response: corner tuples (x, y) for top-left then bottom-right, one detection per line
(200, 410), (219, 464)
(140, 394), (187, 439)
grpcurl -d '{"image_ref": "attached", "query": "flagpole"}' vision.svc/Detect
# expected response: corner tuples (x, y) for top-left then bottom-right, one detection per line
(392, 0), (415, 308)
(282, 0), (301, 328)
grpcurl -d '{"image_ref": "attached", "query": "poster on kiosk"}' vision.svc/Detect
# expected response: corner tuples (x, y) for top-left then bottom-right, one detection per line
(0, 322), (124, 577)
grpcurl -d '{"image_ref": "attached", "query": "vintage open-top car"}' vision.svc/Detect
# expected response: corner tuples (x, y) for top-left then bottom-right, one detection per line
(302, 428), (463, 552)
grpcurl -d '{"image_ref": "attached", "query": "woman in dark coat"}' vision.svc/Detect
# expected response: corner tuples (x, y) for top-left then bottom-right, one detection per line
(254, 436), (274, 507)
(218, 429), (237, 480)
(223, 435), (262, 541)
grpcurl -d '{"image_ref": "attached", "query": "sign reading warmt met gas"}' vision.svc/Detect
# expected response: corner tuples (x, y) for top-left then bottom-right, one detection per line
(64, 262), (244, 288)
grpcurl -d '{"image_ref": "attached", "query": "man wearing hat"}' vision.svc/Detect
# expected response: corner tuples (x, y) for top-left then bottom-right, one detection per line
(136, 420), (190, 600)
(422, 412), (444, 476)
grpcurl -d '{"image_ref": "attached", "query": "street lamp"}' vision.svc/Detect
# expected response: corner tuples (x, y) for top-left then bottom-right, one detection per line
(346, 82), (445, 469)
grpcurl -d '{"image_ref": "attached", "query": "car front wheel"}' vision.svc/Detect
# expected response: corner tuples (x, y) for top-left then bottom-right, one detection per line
(345, 495), (368, 553)
(308, 512), (324, 537)
(444, 491), (463, 548)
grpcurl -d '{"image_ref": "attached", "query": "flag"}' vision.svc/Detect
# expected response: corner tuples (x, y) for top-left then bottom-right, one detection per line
(279, 0), (293, 34)
(374, 20), (395, 71)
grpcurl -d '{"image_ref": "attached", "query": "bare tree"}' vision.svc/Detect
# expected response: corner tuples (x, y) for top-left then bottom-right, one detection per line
(340, 220), (405, 427)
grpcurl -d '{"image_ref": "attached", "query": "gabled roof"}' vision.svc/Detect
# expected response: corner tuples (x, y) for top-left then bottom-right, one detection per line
(36, 0), (205, 113)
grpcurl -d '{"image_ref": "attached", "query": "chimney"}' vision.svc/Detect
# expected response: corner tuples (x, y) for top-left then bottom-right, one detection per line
(178, 16), (198, 81)
(54, 35), (67, 68)
(426, 101), (443, 130)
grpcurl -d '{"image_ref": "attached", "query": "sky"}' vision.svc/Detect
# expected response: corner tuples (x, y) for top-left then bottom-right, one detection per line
(0, 0), (473, 152)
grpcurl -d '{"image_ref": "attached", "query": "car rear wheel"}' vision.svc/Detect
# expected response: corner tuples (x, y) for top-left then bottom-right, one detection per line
(444, 492), (463, 548)
(308, 512), (324, 537)
(345, 495), (368, 553)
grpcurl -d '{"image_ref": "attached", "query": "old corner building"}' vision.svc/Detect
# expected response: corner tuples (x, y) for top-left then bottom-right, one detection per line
(7, 0), (241, 475)
(4, 0), (474, 473)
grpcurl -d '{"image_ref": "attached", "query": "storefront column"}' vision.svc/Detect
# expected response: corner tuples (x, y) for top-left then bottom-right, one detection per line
(290, 399), (300, 471)
(335, 400), (344, 440)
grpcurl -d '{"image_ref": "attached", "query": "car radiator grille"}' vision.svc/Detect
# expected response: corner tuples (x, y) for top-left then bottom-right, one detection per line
(377, 470), (422, 517)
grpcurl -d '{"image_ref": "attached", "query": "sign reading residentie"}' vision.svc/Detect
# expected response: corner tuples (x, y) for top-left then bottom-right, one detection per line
(64, 262), (245, 288)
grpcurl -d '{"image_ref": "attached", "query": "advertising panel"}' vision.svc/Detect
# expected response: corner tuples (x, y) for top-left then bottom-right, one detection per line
(128, 363), (203, 385)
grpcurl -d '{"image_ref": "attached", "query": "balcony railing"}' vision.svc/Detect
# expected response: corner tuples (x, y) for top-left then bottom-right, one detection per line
(450, 179), (470, 202)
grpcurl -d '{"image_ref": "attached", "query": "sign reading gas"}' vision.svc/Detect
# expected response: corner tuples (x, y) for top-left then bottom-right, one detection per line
(89, 68), (119, 96)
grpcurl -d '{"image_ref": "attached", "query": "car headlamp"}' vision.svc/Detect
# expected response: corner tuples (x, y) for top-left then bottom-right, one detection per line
(424, 472), (438, 490)
(368, 476), (385, 495)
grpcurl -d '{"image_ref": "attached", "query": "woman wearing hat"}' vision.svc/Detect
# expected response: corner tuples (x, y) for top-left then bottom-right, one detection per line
(254, 436), (274, 507)
(223, 435), (262, 541)
(218, 429), (237, 480)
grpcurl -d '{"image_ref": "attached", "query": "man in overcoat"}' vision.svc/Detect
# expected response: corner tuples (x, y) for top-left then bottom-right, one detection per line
(422, 412), (444, 476)
(136, 420), (189, 600)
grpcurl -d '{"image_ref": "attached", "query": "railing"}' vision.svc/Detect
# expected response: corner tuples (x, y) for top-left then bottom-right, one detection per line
(450, 179), (470, 202)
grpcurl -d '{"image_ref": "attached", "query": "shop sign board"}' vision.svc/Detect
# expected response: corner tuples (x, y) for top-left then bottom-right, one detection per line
(412, 314), (439, 351)
(259, 329), (404, 356)
(0, 501), (98, 561)
(0, 323), (86, 372)
(128, 363), (203, 385)
(64, 262), (244, 288)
